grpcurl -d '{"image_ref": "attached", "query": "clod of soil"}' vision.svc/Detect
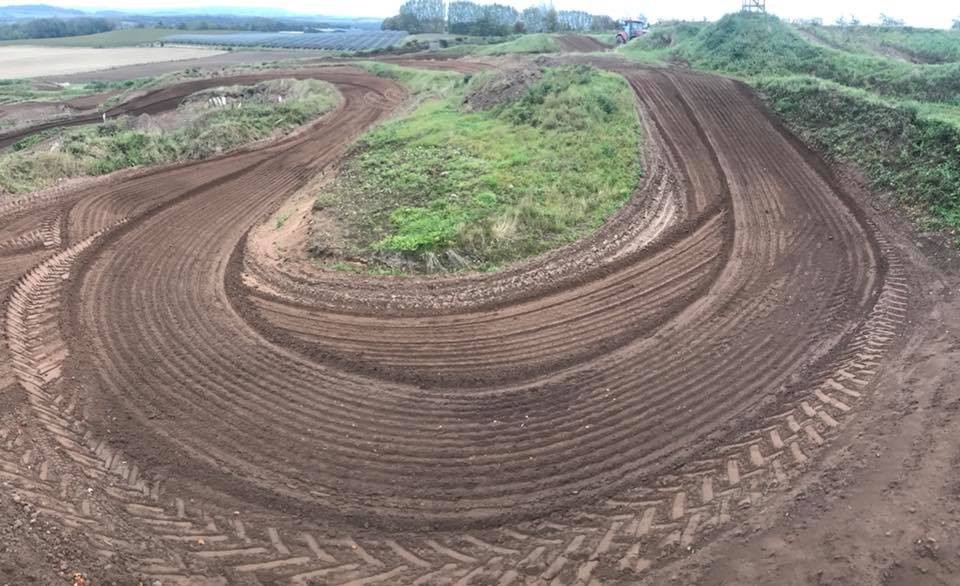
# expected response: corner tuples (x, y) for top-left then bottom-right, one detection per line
(461, 64), (543, 110)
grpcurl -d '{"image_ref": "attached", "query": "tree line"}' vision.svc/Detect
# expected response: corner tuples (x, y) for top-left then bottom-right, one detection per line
(382, 1), (617, 35)
(0, 17), (113, 41)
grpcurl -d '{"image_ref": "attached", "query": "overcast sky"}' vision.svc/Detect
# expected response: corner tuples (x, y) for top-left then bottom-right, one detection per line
(9, 1), (959, 29)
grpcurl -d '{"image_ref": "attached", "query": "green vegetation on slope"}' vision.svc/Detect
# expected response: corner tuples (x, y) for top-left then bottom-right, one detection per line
(620, 14), (960, 104)
(616, 21), (707, 64)
(758, 76), (960, 230)
(796, 25), (960, 64)
(0, 16), (112, 42)
(620, 12), (960, 237)
(311, 65), (641, 272)
(0, 78), (338, 194)
(0, 78), (152, 105)
(353, 61), (464, 97)
(439, 33), (561, 56)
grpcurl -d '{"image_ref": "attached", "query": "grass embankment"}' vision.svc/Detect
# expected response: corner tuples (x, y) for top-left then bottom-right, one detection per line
(354, 61), (463, 97)
(620, 13), (960, 236)
(796, 25), (960, 64)
(0, 78), (152, 105)
(0, 78), (339, 193)
(439, 33), (562, 56)
(621, 14), (960, 103)
(759, 77), (960, 229)
(0, 28), (233, 48)
(311, 64), (641, 272)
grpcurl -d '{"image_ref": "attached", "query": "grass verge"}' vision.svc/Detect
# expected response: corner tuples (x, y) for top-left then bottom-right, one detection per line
(620, 13), (960, 238)
(0, 78), (153, 104)
(620, 14), (960, 104)
(0, 78), (339, 194)
(795, 25), (960, 64)
(757, 75), (960, 234)
(310, 64), (641, 273)
(439, 33), (562, 56)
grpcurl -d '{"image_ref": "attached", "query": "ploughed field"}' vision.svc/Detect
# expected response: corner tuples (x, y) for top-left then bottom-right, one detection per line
(0, 46), (225, 79)
(0, 60), (911, 584)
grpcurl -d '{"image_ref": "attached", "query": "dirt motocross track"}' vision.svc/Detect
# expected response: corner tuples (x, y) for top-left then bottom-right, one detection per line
(0, 58), (956, 585)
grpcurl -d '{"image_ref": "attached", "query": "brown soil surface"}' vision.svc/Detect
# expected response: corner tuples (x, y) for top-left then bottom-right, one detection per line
(40, 49), (318, 83)
(462, 63), (542, 110)
(557, 35), (612, 52)
(0, 56), (957, 586)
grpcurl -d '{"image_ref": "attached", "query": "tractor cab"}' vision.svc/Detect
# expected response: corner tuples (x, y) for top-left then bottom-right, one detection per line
(616, 17), (649, 44)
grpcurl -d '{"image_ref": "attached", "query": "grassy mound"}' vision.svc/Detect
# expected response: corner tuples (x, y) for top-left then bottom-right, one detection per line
(621, 13), (960, 104)
(0, 78), (339, 193)
(439, 33), (561, 56)
(620, 12), (960, 238)
(759, 76), (960, 231)
(311, 65), (641, 272)
(0, 77), (151, 105)
(796, 25), (960, 64)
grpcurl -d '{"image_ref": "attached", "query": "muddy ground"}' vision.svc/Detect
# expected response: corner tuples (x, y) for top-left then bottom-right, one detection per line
(0, 44), (957, 585)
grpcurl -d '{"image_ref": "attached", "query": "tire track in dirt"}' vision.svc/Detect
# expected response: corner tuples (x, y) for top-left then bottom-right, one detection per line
(0, 70), (361, 151)
(0, 62), (913, 584)
(66, 67), (881, 526)
(556, 35), (612, 52)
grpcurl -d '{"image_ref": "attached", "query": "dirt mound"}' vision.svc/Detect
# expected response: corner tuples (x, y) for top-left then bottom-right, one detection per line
(557, 34), (611, 52)
(461, 63), (542, 110)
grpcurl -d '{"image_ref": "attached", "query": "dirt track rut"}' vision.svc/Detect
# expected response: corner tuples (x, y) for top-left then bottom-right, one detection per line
(0, 62), (913, 584)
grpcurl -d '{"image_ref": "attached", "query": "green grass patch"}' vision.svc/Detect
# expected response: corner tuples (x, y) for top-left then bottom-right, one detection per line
(0, 78), (339, 194)
(616, 21), (707, 65)
(620, 12), (960, 241)
(0, 77), (156, 105)
(756, 75), (960, 234)
(439, 33), (561, 56)
(0, 28), (234, 48)
(621, 14), (960, 104)
(312, 65), (641, 272)
(796, 25), (960, 64)
(353, 61), (463, 97)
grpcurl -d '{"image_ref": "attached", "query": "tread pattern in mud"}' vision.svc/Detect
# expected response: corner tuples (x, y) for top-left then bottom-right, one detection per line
(0, 64), (911, 584)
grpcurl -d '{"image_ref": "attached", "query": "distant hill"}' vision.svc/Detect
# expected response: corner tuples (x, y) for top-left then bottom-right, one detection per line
(0, 4), (384, 29)
(0, 3), (85, 20)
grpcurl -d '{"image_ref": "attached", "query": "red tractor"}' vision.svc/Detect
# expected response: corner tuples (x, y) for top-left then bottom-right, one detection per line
(616, 17), (649, 44)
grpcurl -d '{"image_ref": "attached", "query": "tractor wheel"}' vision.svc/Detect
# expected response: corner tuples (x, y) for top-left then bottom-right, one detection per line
(616, 35), (626, 44)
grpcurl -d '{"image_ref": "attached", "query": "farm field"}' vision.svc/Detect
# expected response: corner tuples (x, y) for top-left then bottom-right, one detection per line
(165, 30), (410, 51)
(0, 27), (235, 47)
(0, 45), (225, 78)
(0, 12), (958, 586)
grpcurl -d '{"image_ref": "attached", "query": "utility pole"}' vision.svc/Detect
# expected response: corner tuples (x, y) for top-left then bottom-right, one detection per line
(741, 0), (766, 13)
